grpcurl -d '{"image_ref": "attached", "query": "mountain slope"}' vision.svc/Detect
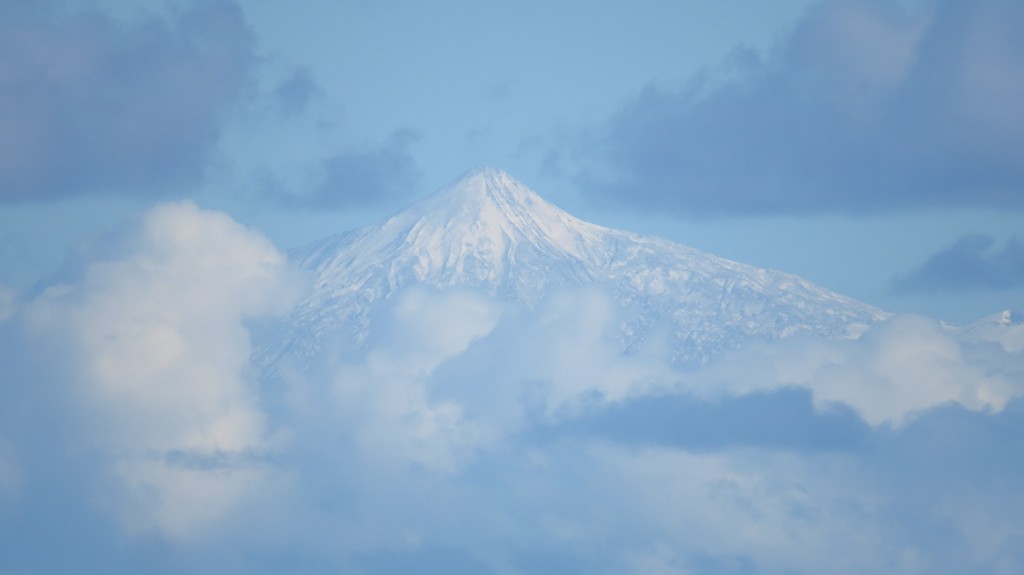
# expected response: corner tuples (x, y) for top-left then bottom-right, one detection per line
(266, 168), (888, 368)
(954, 309), (1024, 352)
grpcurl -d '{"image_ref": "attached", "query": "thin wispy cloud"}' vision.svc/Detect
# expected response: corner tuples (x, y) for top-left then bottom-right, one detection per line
(267, 130), (422, 209)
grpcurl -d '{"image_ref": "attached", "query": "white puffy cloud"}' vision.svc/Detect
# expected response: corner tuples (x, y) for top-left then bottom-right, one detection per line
(21, 200), (301, 538)
(325, 287), (503, 472)
(426, 286), (677, 428)
(283, 285), (676, 475)
(698, 314), (1023, 426)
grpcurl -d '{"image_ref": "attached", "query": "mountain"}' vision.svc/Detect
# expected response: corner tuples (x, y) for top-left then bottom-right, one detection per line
(262, 168), (888, 369)
(954, 309), (1024, 353)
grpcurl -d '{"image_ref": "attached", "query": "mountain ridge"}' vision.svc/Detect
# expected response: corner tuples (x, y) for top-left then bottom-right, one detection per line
(265, 168), (889, 368)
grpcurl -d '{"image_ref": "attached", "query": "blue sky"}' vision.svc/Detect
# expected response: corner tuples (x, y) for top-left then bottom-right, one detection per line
(2, 1), (1024, 573)
(1, 0), (1021, 322)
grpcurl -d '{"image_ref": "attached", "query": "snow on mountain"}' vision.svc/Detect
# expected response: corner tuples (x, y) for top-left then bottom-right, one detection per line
(263, 167), (889, 368)
(954, 309), (1024, 352)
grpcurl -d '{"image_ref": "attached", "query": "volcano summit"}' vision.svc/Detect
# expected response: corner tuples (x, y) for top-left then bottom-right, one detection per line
(264, 168), (887, 368)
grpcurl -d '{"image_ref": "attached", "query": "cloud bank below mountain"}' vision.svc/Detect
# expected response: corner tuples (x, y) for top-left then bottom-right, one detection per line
(1, 203), (1023, 574)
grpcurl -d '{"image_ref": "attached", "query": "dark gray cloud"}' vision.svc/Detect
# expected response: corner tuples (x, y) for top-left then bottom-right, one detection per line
(574, 0), (1024, 215)
(0, 1), (255, 202)
(858, 399), (1024, 571)
(870, 398), (1024, 485)
(274, 130), (420, 209)
(548, 387), (871, 452)
(894, 234), (1024, 292)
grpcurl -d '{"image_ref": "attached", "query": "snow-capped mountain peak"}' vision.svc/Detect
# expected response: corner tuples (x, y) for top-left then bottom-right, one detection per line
(420, 167), (545, 214)
(391, 166), (607, 264)
(291, 167), (610, 301)
(270, 169), (889, 367)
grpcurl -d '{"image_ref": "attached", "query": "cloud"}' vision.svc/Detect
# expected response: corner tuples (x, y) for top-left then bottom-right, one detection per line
(18, 201), (301, 538)
(271, 285), (669, 474)
(323, 287), (503, 472)
(566, 410), (1024, 574)
(0, 1), (255, 202)
(696, 314), (1023, 426)
(255, 286), (1024, 575)
(894, 234), (1024, 292)
(270, 130), (421, 209)
(573, 0), (1024, 215)
(4, 210), (1024, 572)
(317, 130), (420, 205)
(552, 387), (872, 452)
(273, 67), (319, 118)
